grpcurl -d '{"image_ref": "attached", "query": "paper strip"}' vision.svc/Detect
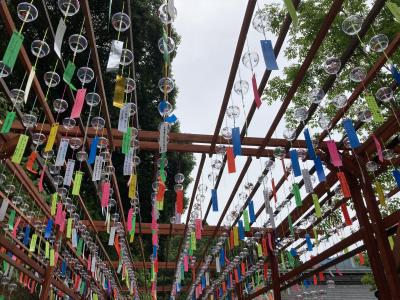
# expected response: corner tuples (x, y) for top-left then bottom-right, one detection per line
(252, 74), (262, 108)
(107, 40), (124, 73)
(44, 219), (53, 239)
(211, 189), (218, 212)
(341, 203), (352, 226)
(260, 40), (278, 70)
(63, 159), (75, 186)
(305, 234), (313, 251)
(249, 200), (256, 223)
(72, 171), (84, 195)
(12, 216), (20, 238)
(243, 209), (250, 231)
(159, 122), (169, 153)
(292, 183), (302, 207)
(24, 67), (35, 103)
(113, 75), (126, 108)
(11, 134), (29, 164)
(393, 169), (400, 188)
(54, 18), (66, 59)
(63, 61), (77, 91)
(51, 193), (57, 216)
(108, 227), (117, 246)
(118, 102), (131, 133)
(88, 136), (99, 164)
(337, 172), (351, 198)
(227, 147), (236, 173)
(176, 190), (183, 214)
(314, 156), (326, 182)
(122, 127), (132, 155)
(375, 181), (386, 206)
(2, 31), (24, 70)
(23, 225), (30, 246)
(101, 181), (111, 208)
(44, 123), (59, 152)
(66, 218), (72, 239)
(372, 134), (383, 162)
(365, 95), (384, 123)
(0, 199), (9, 222)
(312, 194), (322, 218)
(289, 149), (301, 177)
(55, 138), (69, 166)
(232, 127), (241, 156)
(302, 169), (314, 193)
(1, 111), (16, 134)
(195, 218), (202, 240)
(304, 128), (316, 160)
(26, 151), (38, 174)
(29, 234), (37, 252)
(390, 64), (400, 84)
(283, 0), (299, 27)
(326, 140), (342, 167)
(129, 173), (137, 199)
(70, 88), (87, 118)
(92, 156), (104, 181)
(342, 119), (360, 148)
(387, 2), (400, 23)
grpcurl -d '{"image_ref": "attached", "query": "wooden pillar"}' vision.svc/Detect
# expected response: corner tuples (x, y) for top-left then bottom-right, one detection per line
(270, 232), (281, 300)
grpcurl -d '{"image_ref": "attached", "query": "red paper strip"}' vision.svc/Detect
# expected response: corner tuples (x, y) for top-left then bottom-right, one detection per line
(372, 134), (383, 162)
(267, 233), (274, 251)
(156, 179), (166, 201)
(313, 275), (318, 285)
(26, 151), (38, 174)
(70, 88), (87, 118)
(263, 263), (268, 281)
(59, 211), (66, 232)
(337, 172), (351, 198)
(12, 216), (21, 238)
(226, 147), (236, 173)
(195, 218), (202, 239)
(341, 203), (352, 226)
(176, 190), (183, 214)
(272, 178), (278, 203)
(115, 235), (120, 256)
(74, 275), (80, 290)
(234, 269), (239, 283)
(326, 140), (342, 167)
(252, 74), (262, 108)
(154, 258), (159, 273)
(319, 272), (325, 281)
(152, 231), (158, 246)
(241, 262), (246, 275)
(262, 238), (268, 256)
(101, 181), (110, 208)
(38, 165), (47, 192)
(359, 253), (365, 265)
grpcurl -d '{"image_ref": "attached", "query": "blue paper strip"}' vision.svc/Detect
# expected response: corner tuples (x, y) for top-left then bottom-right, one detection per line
(201, 276), (206, 288)
(248, 200), (256, 223)
(237, 266), (242, 281)
(261, 40), (279, 70)
(342, 119), (360, 148)
(314, 156), (326, 183)
(305, 233), (313, 251)
(220, 248), (225, 267)
(165, 114), (178, 124)
(153, 245), (157, 258)
(44, 219), (53, 239)
(61, 260), (67, 275)
(23, 225), (30, 246)
(290, 248), (298, 257)
(211, 189), (218, 212)
(393, 169), (400, 188)
(391, 64), (400, 85)
(88, 136), (99, 164)
(290, 149), (302, 177)
(304, 279), (310, 288)
(238, 220), (245, 240)
(304, 128), (316, 160)
(232, 127), (242, 156)
(227, 274), (231, 288)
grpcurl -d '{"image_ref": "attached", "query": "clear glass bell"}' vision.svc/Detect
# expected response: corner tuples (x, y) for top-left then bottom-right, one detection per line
(323, 57), (341, 75)
(11, 195), (23, 205)
(358, 109), (372, 123)
(383, 149), (395, 160)
(242, 52), (259, 69)
(31, 40), (50, 58)
(350, 67), (367, 82)
(69, 137), (82, 150)
(212, 159), (223, 170)
(111, 12), (131, 32)
(215, 144), (227, 155)
(196, 194), (205, 203)
(44, 71), (60, 87)
(77, 67), (94, 84)
(21, 113), (37, 128)
(265, 158), (275, 170)
(221, 127), (232, 140)
(226, 105), (240, 119)
(10, 89), (25, 105)
(0, 62), (11, 78)
(158, 37), (176, 54)
(53, 175), (64, 186)
(375, 87), (393, 103)
(158, 77), (175, 94)
(97, 137), (109, 149)
(198, 184), (208, 194)
(174, 184), (183, 191)
(120, 49), (134, 66)
(48, 164), (61, 175)
(366, 161), (379, 172)
(58, 187), (68, 198)
(369, 34), (389, 52)
(68, 34), (88, 53)
(283, 128), (296, 141)
(244, 182), (254, 191)
(208, 172), (218, 182)
(58, 0), (80, 17)
(294, 107), (308, 121)
(32, 133), (46, 145)
(158, 101), (173, 116)
(125, 78), (136, 93)
(318, 114), (330, 130)
(174, 173), (185, 184)
(158, 4), (177, 25)
(273, 147), (286, 158)
(331, 94), (347, 108)
(53, 98), (68, 113)
(252, 10), (268, 33)
(309, 88), (325, 104)
(85, 92), (101, 107)
(234, 80), (249, 96)
(342, 15), (364, 36)
(91, 116), (105, 130)
(62, 117), (76, 130)
(4, 184), (15, 195)
(0, 173), (6, 185)
(17, 2), (39, 22)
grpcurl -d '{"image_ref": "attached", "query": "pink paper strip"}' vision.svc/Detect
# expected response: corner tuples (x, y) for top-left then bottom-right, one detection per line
(12, 216), (21, 238)
(101, 182), (111, 208)
(87, 254), (91, 271)
(252, 74), (262, 109)
(372, 134), (383, 162)
(152, 231), (158, 246)
(195, 218), (202, 240)
(38, 166), (46, 192)
(59, 211), (67, 232)
(184, 255), (189, 272)
(54, 252), (59, 265)
(55, 203), (63, 225)
(267, 232), (274, 251)
(151, 207), (157, 230)
(70, 88), (87, 119)
(326, 140), (342, 167)
(127, 208), (134, 231)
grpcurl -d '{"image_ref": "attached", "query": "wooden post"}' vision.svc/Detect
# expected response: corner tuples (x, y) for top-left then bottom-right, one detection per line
(270, 232), (281, 300)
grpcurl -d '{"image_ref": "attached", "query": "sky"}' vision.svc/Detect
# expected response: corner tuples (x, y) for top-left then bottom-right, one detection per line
(171, 0), (295, 227)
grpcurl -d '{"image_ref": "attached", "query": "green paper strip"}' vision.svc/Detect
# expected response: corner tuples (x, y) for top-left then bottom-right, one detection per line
(122, 127), (132, 155)
(312, 194), (322, 218)
(288, 214), (294, 237)
(72, 171), (84, 196)
(292, 183), (302, 207)
(243, 210), (250, 232)
(8, 210), (15, 230)
(181, 264), (184, 280)
(313, 227), (319, 245)
(51, 193), (57, 216)
(387, 2), (400, 23)
(29, 234), (37, 252)
(280, 252), (286, 269)
(191, 231), (196, 251)
(1, 111), (16, 134)
(80, 281), (85, 295)
(151, 263), (155, 281)
(11, 134), (29, 164)
(257, 243), (263, 257)
(130, 215), (136, 236)
(389, 236), (395, 250)
(287, 251), (295, 268)
(365, 95), (384, 123)
(93, 294), (98, 300)
(77, 238), (83, 256)
(283, 0), (298, 28)
(66, 218), (72, 239)
(2, 261), (7, 273)
(45, 241), (49, 259)
(160, 153), (167, 182)
(2, 31), (24, 70)
(63, 60), (77, 91)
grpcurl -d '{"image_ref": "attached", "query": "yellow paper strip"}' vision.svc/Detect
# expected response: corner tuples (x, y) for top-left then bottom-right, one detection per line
(29, 234), (37, 252)
(45, 241), (50, 259)
(113, 75), (126, 108)
(51, 193), (57, 216)
(128, 174), (137, 199)
(66, 218), (72, 239)
(233, 227), (239, 247)
(375, 181), (386, 206)
(50, 248), (55, 266)
(45, 123), (59, 152)
(11, 134), (29, 164)
(389, 236), (395, 250)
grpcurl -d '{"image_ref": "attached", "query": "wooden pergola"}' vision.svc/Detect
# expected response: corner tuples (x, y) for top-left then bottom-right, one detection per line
(0, 0), (400, 299)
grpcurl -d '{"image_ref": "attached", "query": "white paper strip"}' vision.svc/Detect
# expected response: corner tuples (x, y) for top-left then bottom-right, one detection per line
(72, 228), (78, 248)
(106, 40), (124, 73)
(123, 147), (134, 176)
(268, 207), (276, 229)
(91, 255), (96, 273)
(55, 138), (69, 166)
(205, 271), (210, 286)
(7, 266), (14, 279)
(24, 67), (35, 103)
(302, 169), (314, 193)
(63, 159), (75, 186)
(0, 198), (9, 221)
(167, 0), (176, 19)
(263, 188), (271, 210)
(118, 103), (130, 133)
(108, 227), (117, 245)
(117, 262), (122, 274)
(216, 255), (221, 273)
(159, 123), (169, 153)
(54, 18), (67, 59)
(92, 156), (104, 181)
